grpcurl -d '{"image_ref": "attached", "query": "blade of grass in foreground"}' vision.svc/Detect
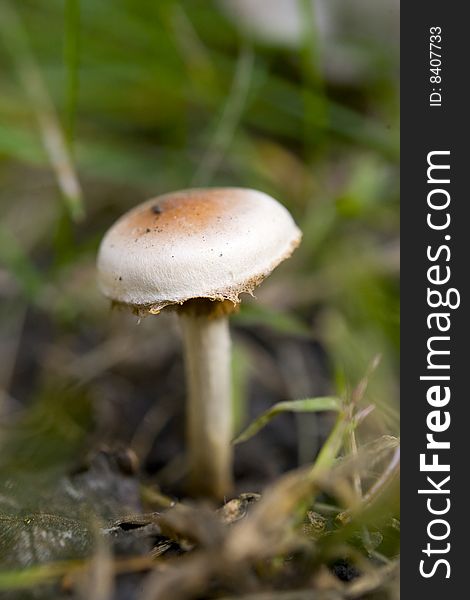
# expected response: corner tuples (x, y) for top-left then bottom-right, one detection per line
(0, 1), (84, 222)
(0, 556), (154, 591)
(309, 401), (375, 480)
(233, 397), (340, 445)
(309, 410), (348, 478)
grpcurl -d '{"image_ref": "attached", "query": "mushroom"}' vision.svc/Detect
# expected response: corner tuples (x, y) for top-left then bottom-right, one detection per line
(97, 188), (301, 499)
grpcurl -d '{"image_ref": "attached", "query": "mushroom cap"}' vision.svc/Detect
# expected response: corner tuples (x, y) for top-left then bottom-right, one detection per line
(97, 188), (302, 312)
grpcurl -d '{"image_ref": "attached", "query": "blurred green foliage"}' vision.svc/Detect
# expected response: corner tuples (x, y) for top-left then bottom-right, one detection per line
(0, 0), (399, 474)
(0, 2), (399, 594)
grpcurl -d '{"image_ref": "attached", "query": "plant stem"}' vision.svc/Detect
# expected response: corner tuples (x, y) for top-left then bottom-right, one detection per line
(179, 312), (233, 499)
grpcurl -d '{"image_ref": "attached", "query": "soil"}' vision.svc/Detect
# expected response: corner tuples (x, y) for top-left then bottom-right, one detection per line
(0, 305), (397, 599)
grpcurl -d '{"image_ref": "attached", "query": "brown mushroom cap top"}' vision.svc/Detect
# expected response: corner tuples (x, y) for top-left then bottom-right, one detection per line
(97, 187), (302, 312)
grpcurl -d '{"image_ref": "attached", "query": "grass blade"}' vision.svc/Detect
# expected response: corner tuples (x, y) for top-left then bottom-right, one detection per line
(309, 410), (348, 477)
(192, 42), (254, 185)
(0, 1), (84, 221)
(233, 397), (340, 445)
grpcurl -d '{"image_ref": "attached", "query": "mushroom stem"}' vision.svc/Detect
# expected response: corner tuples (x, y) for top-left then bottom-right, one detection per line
(179, 311), (233, 499)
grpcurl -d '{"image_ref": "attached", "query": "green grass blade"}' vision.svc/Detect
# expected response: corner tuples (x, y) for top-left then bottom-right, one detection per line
(310, 410), (348, 477)
(233, 397), (340, 445)
(0, 562), (79, 591)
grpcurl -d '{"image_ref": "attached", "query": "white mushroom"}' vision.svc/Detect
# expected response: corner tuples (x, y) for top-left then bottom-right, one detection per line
(97, 187), (302, 498)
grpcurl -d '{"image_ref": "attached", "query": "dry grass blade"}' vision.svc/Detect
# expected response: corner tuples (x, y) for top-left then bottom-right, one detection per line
(345, 561), (399, 599)
(351, 354), (382, 406)
(139, 553), (214, 600)
(157, 503), (225, 548)
(360, 445), (400, 507)
(335, 439), (399, 527)
(335, 436), (399, 488)
(224, 407), (366, 562)
(345, 356), (382, 548)
(224, 466), (320, 561)
(75, 517), (114, 600)
(0, 1), (84, 221)
(113, 502), (226, 550)
(226, 432), (398, 564)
